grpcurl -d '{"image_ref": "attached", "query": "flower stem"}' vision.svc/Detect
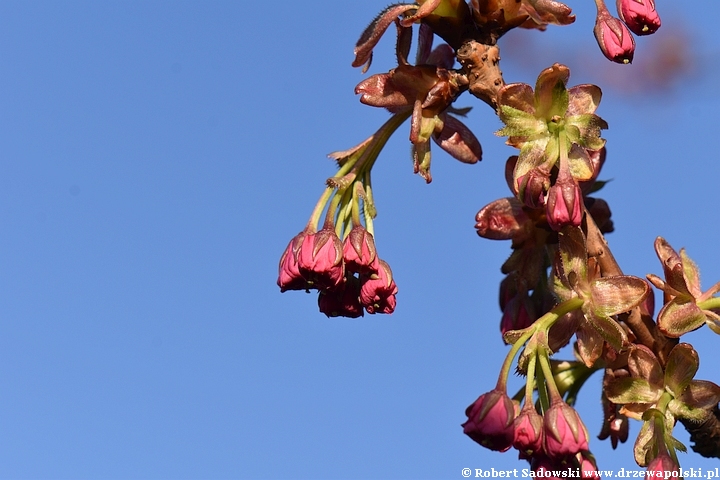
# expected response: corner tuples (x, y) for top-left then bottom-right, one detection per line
(538, 348), (562, 403)
(496, 297), (584, 391)
(306, 187), (334, 232)
(698, 297), (720, 311)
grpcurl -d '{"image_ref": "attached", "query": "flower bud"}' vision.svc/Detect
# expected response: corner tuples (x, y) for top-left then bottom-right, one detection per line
(359, 259), (398, 314)
(513, 404), (544, 458)
(578, 451), (601, 479)
(318, 275), (364, 318)
(646, 452), (679, 478)
(616, 0), (660, 36)
(277, 232), (310, 292)
(545, 177), (583, 231)
(594, 11), (635, 64)
(297, 227), (345, 291)
(462, 389), (516, 452)
(343, 226), (380, 275)
(500, 293), (535, 339)
(543, 401), (590, 459)
(517, 167), (550, 209)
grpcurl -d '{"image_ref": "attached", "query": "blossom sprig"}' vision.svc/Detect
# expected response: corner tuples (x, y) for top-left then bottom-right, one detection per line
(497, 64), (607, 192)
(277, 113), (408, 317)
(647, 237), (720, 337)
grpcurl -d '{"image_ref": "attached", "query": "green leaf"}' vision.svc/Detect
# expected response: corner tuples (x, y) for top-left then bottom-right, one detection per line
(633, 420), (656, 467)
(678, 380), (720, 410)
(586, 311), (628, 351)
(497, 106), (547, 137)
(585, 178), (611, 195)
(567, 84), (602, 116)
(534, 64), (570, 120)
(513, 139), (549, 182)
(664, 343), (698, 396)
(557, 227), (588, 288)
(567, 143), (594, 181)
(590, 275), (649, 317)
(657, 298), (706, 337)
(628, 345), (664, 390)
(680, 248), (702, 298)
(606, 378), (661, 405)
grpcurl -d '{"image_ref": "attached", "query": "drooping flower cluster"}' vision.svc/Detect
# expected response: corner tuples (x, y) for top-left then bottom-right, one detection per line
(277, 116), (405, 317)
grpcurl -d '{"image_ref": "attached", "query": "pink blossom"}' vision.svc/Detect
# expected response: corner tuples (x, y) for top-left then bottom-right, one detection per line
(594, 12), (635, 64)
(343, 226), (380, 275)
(545, 177), (583, 231)
(543, 401), (590, 459)
(359, 259), (398, 314)
(318, 276), (364, 318)
(513, 404), (544, 458)
(462, 389), (516, 452)
(297, 227), (345, 291)
(647, 452), (679, 478)
(277, 232), (310, 292)
(616, 0), (660, 36)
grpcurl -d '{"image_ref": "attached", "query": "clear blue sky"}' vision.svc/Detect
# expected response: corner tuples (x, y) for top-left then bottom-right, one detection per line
(0, 1), (719, 478)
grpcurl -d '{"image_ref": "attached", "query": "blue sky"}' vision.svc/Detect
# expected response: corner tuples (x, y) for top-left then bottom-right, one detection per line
(0, 1), (719, 478)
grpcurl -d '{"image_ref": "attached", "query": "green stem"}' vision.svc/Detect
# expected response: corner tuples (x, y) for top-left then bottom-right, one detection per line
(524, 352), (537, 405)
(363, 170), (376, 236)
(352, 109), (411, 179)
(535, 297), (585, 332)
(306, 187), (334, 232)
(538, 348), (562, 403)
(496, 329), (534, 391)
(497, 297), (584, 392)
(323, 189), (344, 230)
(698, 297), (720, 311)
(535, 354), (550, 413)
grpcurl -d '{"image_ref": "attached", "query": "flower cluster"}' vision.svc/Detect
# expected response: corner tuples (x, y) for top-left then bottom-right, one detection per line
(462, 318), (600, 474)
(277, 116), (404, 317)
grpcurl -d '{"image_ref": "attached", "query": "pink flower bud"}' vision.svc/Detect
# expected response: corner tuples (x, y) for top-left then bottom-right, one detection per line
(343, 226), (380, 275)
(277, 232), (310, 292)
(462, 389), (516, 452)
(646, 452), (679, 478)
(517, 168), (550, 209)
(545, 177), (583, 231)
(543, 401), (589, 459)
(318, 276), (364, 318)
(531, 456), (568, 480)
(500, 293), (535, 338)
(513, 405), (544, 458)
(594, 11), (636, 64)
(616, 0), (660, 36)
(297, 227), (345, 291)
(359, 259), (398, 314)
(579, 452), (601, 479)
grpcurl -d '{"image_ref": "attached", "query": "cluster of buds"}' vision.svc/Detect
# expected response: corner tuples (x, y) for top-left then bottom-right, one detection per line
(462, 312), (600, 475)
(593, 0), (661, 64)
(278, 225), (397, 318)
(277, 115), (405, 317)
